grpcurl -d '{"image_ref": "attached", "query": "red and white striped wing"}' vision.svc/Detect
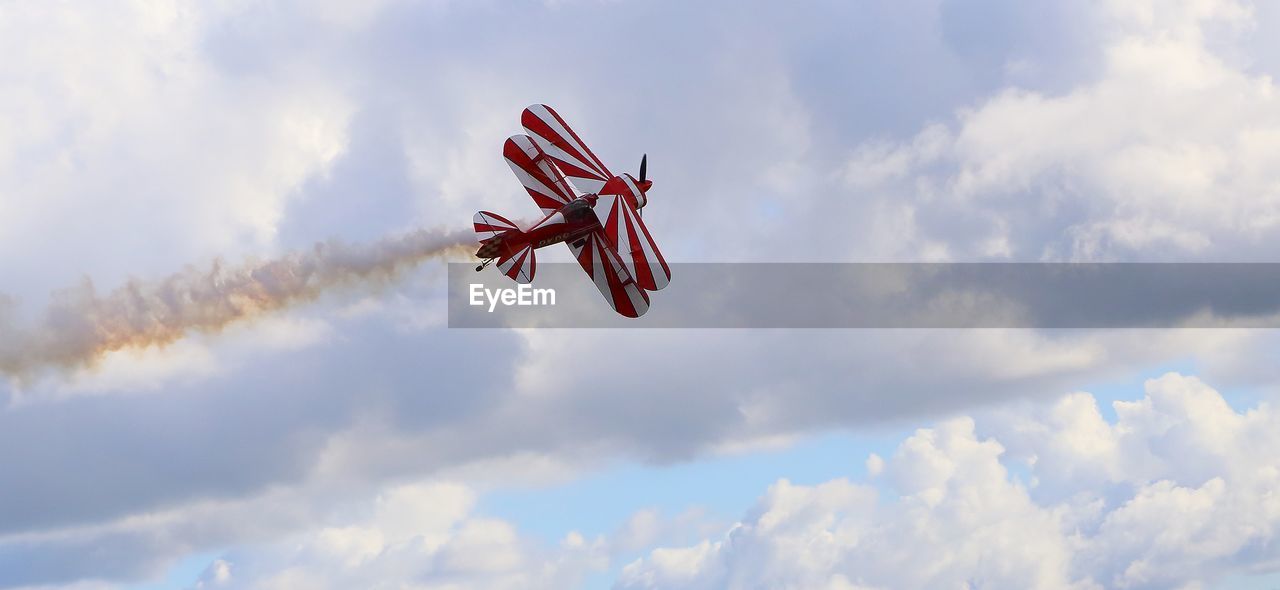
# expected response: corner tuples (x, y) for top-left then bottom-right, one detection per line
(593, 176), (671, 291)
(521, 104), (612, 195)
(567, 231), (649, 318)
(504, 134), (576, 215)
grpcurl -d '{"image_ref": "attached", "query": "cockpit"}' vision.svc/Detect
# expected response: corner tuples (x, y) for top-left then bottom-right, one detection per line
(563, 197), (594, 222)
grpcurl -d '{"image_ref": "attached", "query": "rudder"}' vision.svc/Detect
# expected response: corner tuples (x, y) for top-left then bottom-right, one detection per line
(497, 243), (536, 284)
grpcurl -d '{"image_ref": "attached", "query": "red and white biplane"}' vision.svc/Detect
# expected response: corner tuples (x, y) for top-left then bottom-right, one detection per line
(473, 104), (670, 317)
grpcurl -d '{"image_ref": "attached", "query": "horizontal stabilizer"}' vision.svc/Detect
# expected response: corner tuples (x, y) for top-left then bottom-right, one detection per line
(474, 210), (521, 242)
(497, 243), (536, 284)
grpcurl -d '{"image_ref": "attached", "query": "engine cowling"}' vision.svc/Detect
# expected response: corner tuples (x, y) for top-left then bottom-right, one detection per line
(601, 174), (649, 211)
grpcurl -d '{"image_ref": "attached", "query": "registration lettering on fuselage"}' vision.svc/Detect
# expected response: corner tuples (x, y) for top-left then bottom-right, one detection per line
(536, 232), (572, 248)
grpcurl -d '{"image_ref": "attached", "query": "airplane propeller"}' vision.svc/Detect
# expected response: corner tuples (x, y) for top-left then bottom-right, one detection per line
(638, 154), (647, 218)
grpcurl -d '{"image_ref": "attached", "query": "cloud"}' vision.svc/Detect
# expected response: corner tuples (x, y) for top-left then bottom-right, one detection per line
(123, 371), (1275, 590)
(12, 324), (1270, 587)
(187, 480), (606, 590)
(0, 228), (468, 385)
(0, 478), (603, 590)
(618, 373), (1280, 590)
(2, 0), (1280, 587)
(830, 0), (1280, 261)
(0, 1), (362, 304)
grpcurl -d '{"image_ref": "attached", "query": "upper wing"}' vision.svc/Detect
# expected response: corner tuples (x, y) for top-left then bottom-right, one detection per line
(521, 104), (612, 195)
(503, 134), (576, 216)
(593, 175), (671, 291)
(567, 230), (650, 318)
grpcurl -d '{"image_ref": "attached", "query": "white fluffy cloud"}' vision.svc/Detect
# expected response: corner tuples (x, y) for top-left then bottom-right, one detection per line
(192, 481), (604, 590)
(619, 373), (1280, 590)
(21, 373), (1275, 590)
(0, 1), (357, 304)
(3, 0), (1280, 587)
(832, 0), (1280, 261)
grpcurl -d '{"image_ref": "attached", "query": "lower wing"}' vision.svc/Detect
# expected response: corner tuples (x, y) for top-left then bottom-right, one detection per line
(593, 176), (671, 291)
(567, 230), (650, 318)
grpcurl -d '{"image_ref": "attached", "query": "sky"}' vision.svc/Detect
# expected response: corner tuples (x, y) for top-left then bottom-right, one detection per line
(3, 0), (1280, 588)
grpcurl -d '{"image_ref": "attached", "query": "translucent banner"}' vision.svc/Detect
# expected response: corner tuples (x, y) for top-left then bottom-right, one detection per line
(448, 263), (1280, 328)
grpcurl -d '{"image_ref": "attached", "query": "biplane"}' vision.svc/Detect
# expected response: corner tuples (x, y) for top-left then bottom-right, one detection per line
(473, 104), (670, 317)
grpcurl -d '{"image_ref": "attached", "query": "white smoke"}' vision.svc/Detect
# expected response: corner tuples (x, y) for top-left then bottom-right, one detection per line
(0, 228), (473, 378)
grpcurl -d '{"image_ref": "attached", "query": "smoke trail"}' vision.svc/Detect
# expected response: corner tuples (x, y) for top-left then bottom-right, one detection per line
(0, 228), (473, 378)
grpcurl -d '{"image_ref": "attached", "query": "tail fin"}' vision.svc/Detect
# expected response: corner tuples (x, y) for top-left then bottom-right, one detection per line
(497, 243), (536, 284)
(474, 210), (520, 241)
(474, 210), (536, 283)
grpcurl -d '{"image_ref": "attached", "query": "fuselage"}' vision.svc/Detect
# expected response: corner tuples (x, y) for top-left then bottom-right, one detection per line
(475, 172), (651, 262)
(475, 196), (600, 260)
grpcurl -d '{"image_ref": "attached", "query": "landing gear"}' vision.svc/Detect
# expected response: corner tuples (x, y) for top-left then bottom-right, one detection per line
(475, 258), (495, 272)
